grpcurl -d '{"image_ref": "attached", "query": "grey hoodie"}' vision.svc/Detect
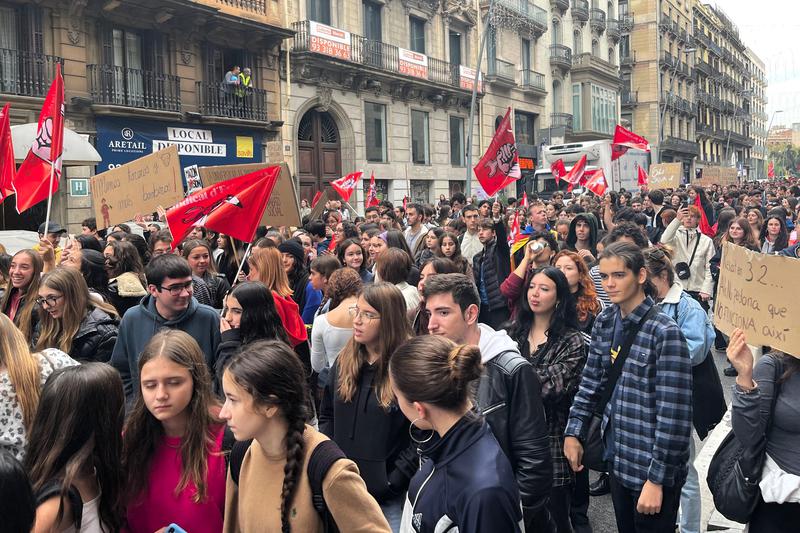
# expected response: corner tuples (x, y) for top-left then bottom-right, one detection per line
(110, 294), (221, 401)
(477, 323), (521, 363)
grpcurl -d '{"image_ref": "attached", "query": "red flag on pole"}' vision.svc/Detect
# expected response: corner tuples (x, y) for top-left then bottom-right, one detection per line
(331, 171), (362, 202)
(327, 235), (337, 252)
(694, 194), (717, 237)
(564, 155), (587, 192)
(768, 161), (775, 179)
(473, 107), (521, 196)
(637, 165), (649, 187)
(13, 63), (64, 213)
(520, 191), (528, 209)
(551, 159), (567, 185)
(365, 171), (379, 208)
(311, 190), (322, 208)
(166, 165), (280, 245)
(611, 125), (650, 161)
(403, 195), (408, 211)
(0, 103), (15, 199)
(507, 211), (520, 245)
(585, 168), (608, 196)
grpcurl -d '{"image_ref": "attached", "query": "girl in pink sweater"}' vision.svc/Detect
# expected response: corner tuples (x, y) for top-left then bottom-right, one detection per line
(122, 330), (228, 533)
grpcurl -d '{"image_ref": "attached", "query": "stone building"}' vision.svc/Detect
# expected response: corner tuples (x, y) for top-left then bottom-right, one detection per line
(747, 48), (768, 180)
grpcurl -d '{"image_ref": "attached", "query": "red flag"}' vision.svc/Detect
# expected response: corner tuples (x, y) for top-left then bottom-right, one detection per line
(13, 63), (64, 213)
(637, 165), (649, 187)
(0, 103), (15, 199)
(473, 107), (521, 196)
(166, 165), (280, 245)
(365, 172), (379, 208)
(327, 235), (337, 252)
(694, 194), (717, 238)
(507, 212), (520, 245)
(311, 190), (322, 208)
(331, 171), (362, 202)
(520, 191), (528, 209)
(403, 195), (408, 210)
(611, 125), (650, 161)
(551, 159), (567, 185)
(585, 168), (608, 196)
(768, 161), (775, 179)
(564, 155), (587, 192)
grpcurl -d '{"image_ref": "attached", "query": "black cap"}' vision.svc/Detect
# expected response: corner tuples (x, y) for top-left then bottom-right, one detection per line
(38, 222), (66, 234)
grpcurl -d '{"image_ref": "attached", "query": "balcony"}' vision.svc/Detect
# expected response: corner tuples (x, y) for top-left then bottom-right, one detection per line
(195, 81), (267, 122)
(549, 44), (572, 72)
(551, 0), (569, 13)
(728, 131), (754, 147)
(86, 65), (181, 113)
(659, 16), (672, 34)
(590, 8), (606, 34)
(571, 53), (620, 85)
(204, 0), (267, 15)
(659, 51), (676, 69)
(696, 59), (712, 77)
(550, 112), (574, 134)
(0, 48), (63, 98)
(619, 14), (634, 33)
(487, 58), (517, 88)
(697, 124), (714, 137)
(571, 0), (589, 22)
(661, 136), (699, 156)
(521, 69), (547, 95)
(622, 89), (638, 106)
(620, 50), (636, 67)
(482, 0), (547, 37)
(607, 19), (621, 41)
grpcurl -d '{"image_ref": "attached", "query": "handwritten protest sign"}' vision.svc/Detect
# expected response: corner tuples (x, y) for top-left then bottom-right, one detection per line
(198, 162), (301, 227)
(714, 242), (799, 357)
(696, 166), (737, 187)
(91, 145), (183, 229)
(648, 162), (682, 190)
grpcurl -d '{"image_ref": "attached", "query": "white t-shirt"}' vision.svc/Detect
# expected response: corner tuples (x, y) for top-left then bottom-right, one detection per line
(310, 314), (353, 372)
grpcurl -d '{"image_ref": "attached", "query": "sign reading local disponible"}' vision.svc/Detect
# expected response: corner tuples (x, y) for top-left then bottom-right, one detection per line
(398, 48), (429, 79)
(94, 118), (262, 182)
(648, 162), (682, 190)
(309, 21), (352, 60)
(714, 242), (800, 357)
(90, 145), (184, 229)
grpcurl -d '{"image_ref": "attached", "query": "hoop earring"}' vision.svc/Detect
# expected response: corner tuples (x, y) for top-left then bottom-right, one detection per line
(409, 417), (434, 445)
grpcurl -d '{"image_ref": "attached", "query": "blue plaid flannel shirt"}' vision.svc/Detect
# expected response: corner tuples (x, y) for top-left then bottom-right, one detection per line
(565, 297), (692, 490)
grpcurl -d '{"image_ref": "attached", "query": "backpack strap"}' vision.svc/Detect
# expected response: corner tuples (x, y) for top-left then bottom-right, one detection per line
(35, 479), (83, 529)
(308, 439), (347, 533)
(229, 439), (253, 486)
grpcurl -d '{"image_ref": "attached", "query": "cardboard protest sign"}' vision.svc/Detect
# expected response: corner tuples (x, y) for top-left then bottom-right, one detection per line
(696, 166), (737, 187)
(198, 162), (301, 227)
(647, 162), (682, 190)
(714, 242), (800, 357)
(91, 145), (183, 229)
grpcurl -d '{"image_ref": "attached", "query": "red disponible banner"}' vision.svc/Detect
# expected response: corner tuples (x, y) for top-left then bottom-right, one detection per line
(399, 48), (429, 79)
(459, 65), (484, 93)
(309, 21), (351, 61)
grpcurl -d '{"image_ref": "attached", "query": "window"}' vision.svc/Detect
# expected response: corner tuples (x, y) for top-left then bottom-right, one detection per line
(449, 30), (462, 66)
(409, 17), (425, 54)
(591, 84), (616, 134)
(449, 116), (465, 166)
(410, 180), (431, 203)
(307, 0), (331, 24)
(514, 111), (536, 145)
(411, 110), (430, 165)
(608, 48), (615, 65)
(591, 39), (599, 57)
(620, 35), (630, 60)
(521, 38), (531, 71)
(573, 30), (582, 56)
(365, 102), (387, 162)
(363, 0), (382, 41)
(573, 84), (582, 131)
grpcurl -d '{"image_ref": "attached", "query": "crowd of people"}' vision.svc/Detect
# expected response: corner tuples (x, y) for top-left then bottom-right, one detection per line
(0, 179), (798, 533)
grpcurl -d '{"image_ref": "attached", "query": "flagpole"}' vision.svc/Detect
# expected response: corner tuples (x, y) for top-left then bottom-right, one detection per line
(231, 242), (252, 287)
(43, 162), (55, 235)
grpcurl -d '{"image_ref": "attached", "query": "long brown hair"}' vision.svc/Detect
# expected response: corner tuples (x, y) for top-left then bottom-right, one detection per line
(25, 363), (125, 532)
(553, 250), (601, 323)
(0, 249), (43, 341)
(721, 217), (760, 250)
(122, 330), (221, 504)
(35, 268), (118, 354)
(248, 247), (293, 297)
(182, 239), (220, 274)
(0, 314), (42, 430)
(337, 282), (411, 408)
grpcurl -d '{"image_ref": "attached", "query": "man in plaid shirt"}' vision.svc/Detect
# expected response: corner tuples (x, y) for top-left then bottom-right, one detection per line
(564, 242), (692, 533)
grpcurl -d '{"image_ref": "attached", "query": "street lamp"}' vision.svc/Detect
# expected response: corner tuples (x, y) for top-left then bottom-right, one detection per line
(658, 47), (696, 163)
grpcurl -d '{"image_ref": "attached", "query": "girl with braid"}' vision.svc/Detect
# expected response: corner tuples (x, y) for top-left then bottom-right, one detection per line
(221, 340), (389, 532)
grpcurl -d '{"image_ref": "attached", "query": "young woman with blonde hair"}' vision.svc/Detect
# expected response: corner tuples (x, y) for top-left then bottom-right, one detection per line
(0, 249), (43, 342)
(319, 282), (416, 529)
(33, 268), (119, 363)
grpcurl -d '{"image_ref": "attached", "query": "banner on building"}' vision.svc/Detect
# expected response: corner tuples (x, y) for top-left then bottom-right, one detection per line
(91, 145), (183, 229)
(647, 162), (682, 190)
(715, 242), (800, 357)
(198, 162), (301, 227)
(399, 48), (429, 79)
(309, 21), (352, 60)
(459, 65), (484, 93)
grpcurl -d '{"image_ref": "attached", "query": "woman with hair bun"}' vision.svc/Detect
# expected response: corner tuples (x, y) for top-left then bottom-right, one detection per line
(390, 335), (523, 533)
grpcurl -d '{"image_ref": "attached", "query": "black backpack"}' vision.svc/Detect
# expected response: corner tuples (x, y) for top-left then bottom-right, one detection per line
(229, 438), (345, 533)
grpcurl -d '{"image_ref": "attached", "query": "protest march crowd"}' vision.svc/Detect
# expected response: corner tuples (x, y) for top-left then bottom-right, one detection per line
(0, 175), (799, 533)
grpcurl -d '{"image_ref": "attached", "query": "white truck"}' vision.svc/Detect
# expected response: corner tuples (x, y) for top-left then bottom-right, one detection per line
(530, 140), (650, 198)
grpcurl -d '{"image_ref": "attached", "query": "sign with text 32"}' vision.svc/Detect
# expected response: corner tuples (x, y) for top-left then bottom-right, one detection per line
(714, 242), (800, 357)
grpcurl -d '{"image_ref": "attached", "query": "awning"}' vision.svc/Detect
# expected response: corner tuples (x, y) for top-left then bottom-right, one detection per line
(11, 123), (102, 166)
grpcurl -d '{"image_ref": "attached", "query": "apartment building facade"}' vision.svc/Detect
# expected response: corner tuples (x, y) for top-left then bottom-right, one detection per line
(747, 48), (768, 180)
(0, 0), (291, 231)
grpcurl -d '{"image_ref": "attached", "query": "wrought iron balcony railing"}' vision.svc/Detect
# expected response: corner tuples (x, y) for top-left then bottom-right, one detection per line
(195, 81), (267, 121)
(0, 48), (63, 98)
(86, 64), (181, 112)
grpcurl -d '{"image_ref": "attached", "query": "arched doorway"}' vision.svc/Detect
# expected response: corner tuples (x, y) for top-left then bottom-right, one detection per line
(297, 109), (341, 202)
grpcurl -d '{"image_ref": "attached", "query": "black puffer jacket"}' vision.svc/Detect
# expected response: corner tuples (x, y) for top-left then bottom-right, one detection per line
(70, 307), (119, 363)
(472, 219), (510, 311)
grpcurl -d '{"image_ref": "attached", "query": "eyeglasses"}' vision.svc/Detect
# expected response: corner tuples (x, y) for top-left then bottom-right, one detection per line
(36, 294), (63, 307)
(158, 281), (193, 296)
(348, 306), (380, 322)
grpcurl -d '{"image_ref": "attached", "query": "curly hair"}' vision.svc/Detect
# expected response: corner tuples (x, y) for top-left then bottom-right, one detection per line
(325, 268), (362, 309)
(552, 250), (601, 324)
